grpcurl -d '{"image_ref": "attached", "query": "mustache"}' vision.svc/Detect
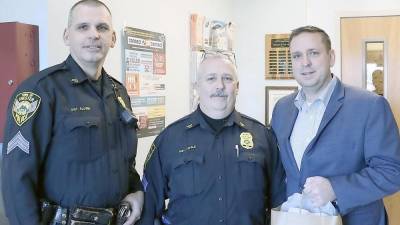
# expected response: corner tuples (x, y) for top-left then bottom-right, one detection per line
(211, 89), (228, 97)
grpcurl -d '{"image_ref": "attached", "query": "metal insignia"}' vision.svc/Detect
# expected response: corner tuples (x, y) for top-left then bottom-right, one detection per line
(12, 92), (41, 126)
(240, 132), (254, 150)
(144, 143), (156, 168)
(7, 131), (30, 154)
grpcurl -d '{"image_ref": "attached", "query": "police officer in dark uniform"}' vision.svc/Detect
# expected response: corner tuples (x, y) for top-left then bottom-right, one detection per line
(1, 1), (143, 225)
(138, 53), (286, 225)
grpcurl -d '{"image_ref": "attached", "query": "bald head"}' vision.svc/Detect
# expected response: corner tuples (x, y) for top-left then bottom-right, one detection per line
(68, 0), (112, 27)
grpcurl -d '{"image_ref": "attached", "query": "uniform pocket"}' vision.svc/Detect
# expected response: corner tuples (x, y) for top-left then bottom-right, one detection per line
(237, 151), (266, 191)
(169, 153), (205, 198)
(63, 116), (105, 162)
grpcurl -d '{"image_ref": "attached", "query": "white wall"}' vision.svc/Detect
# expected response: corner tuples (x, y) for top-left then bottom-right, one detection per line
(233, 0), (400, 124)
(46, 0), (233, 174)
(0, 0), (48, 69)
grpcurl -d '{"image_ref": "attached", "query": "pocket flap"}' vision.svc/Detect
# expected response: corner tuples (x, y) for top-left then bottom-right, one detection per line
(172, 153), (205, 169)
(64, 116), (100, 131)
(237, 152), (265, 167)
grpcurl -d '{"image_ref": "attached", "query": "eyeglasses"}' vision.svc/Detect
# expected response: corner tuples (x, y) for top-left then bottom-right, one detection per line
(200, 49), (237, 67)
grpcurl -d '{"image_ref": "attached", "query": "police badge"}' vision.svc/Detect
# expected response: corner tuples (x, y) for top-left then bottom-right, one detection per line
(12, 92), (41, 126)
(240, 132), (254, 150)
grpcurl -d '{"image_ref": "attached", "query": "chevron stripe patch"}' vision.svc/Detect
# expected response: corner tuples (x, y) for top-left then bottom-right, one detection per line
(7, 131), (30, 154)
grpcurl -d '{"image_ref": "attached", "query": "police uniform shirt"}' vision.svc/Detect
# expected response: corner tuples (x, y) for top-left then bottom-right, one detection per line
(139, 108), (286, 225)
(1, 55), (142, 225)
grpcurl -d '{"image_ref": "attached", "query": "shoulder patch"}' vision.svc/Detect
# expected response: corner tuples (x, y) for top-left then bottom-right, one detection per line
(12, 92), (41, 126)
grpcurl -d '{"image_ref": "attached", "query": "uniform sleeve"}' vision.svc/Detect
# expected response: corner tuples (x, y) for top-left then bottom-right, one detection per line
(122, 88), (143, 193)
(137, 136), (167, 225)
(265, 127), (287, 208)
(329, 97), (400, 214)
(1, 84), (53, 225)
(129, 155), (143, 192)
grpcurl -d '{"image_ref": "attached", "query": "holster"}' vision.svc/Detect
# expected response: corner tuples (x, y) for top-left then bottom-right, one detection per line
(41, 200), (117, 225)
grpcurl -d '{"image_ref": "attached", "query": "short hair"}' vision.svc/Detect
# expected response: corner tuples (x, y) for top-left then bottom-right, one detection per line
(197, 54), (238, 82)
(68, 0), (112, 27)
(289, 26), (332, 51)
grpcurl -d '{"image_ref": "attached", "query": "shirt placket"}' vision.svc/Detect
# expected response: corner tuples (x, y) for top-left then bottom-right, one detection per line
(214, 131), (227, 224)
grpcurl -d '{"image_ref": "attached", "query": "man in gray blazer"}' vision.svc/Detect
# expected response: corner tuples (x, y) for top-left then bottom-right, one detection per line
(271, 25), (400, 225)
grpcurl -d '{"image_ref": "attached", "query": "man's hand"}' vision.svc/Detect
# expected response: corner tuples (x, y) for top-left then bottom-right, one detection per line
(122, 191), (144, 225)
(303, 176), (336, 207)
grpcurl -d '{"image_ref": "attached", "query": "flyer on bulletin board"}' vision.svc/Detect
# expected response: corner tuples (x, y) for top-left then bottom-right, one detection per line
(123, 27), (166, 138)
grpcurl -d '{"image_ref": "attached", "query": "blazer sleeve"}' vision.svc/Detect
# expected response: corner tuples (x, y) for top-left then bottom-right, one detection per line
(329, 96), (400, 214)
(266, 127), (287, 208)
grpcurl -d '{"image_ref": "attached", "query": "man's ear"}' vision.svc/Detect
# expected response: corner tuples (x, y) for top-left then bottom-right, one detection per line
(111, 30), (116, 48)
(63, 28), (70, 46)
(235, 81), (239, 95)
(329, 49), (336, 67)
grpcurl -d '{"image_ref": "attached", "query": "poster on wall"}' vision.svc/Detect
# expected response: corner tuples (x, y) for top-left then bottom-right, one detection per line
(189, 13), (235, 111)
(123, 27), (166, 138)
(190, 13), (234, 51)
(265, 33), (293, 80)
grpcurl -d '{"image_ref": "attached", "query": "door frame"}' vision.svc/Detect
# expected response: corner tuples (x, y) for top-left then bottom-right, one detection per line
(333, 10), (400, 81)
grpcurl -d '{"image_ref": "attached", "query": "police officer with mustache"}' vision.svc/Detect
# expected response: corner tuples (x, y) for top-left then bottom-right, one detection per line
(137, 53), (286, 225)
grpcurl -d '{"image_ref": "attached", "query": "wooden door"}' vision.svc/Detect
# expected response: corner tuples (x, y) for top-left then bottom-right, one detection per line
(341, 16), (400, 225)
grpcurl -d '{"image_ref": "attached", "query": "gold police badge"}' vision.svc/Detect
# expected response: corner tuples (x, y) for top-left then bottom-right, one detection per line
(240, 132), (254, 150)
(12, 92), (41, 126)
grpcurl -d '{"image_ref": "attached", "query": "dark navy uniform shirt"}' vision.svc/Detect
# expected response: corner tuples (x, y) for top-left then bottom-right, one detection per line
(1, 56), (142, 225)
(138, 108), (286, 225)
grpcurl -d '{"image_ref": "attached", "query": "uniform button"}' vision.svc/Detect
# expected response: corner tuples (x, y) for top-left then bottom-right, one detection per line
(218, 154), (222, 159)
(219, 219), (224, 223)
(61, 221), (66, 225)
(218, 197), (223, 201)
(218, 175), (222, 180)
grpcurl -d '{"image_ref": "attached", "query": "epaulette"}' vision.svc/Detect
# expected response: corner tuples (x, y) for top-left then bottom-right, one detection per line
(17, 61), (67, 88)
(240, 113), (266, 127)
(165, 114), (192, 130)
(108, 75), (123, 86)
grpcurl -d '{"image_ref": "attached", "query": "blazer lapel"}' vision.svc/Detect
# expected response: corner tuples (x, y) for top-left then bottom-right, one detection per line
(305, 79), (345, 153)
(282, 94), (300, 172)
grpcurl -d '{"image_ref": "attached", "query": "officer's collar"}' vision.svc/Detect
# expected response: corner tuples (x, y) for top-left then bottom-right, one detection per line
(64, 55), (107, 85)
(185, 107), (246, 130)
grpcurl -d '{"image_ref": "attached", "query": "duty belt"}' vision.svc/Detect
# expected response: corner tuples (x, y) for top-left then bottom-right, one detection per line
(41, 201), (116, 225)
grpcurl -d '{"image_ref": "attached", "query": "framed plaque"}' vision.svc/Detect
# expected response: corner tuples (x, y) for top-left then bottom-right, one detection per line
(265, 34), (293, 79)
(265, 86), (298, 125)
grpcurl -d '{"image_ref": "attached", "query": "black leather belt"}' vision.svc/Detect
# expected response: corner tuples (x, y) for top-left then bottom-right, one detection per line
(41, 201), (116, 225)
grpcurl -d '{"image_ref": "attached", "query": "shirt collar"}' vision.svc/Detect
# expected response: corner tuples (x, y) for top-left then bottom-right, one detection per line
(65, 55), (107, 85)
(294, 75), (337, 110)
(185, 107), (246, 130)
